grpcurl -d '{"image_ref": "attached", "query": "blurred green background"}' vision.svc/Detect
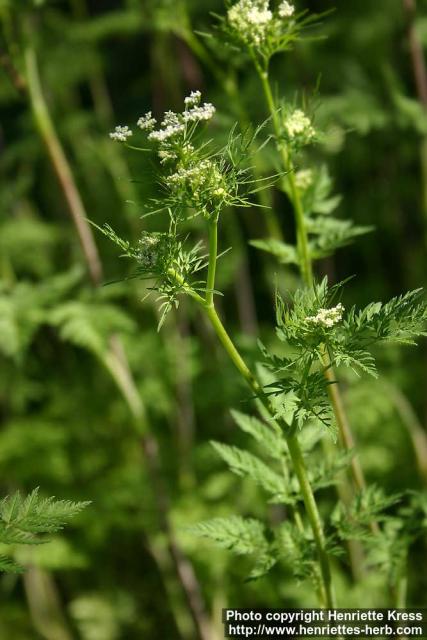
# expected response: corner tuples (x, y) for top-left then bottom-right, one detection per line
(1, 0), (427, 638)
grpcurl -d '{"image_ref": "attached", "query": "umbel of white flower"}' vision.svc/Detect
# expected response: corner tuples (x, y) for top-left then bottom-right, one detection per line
(109, 125), (133, 142)
(227, 0), (295, 47)
(228, 0), (272, 46)
(148, 112), (186, 143)
(278, 1), (295, 18)
(306, 304), (345, 328)
(137, 112), (157, 131)
(283, 109), (316, 145)
(184, 90), (201, 107)
(144, 92), (215, 145)
(109, 92), (215, 148)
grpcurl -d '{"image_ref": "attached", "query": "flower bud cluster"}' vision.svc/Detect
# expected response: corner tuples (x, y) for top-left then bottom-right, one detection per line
(137, 231), (174, 273)
(283, 109), (316, 147)
(182, 103), (216, 123)
(306, 303), (345, 328)
(166, 158), (228, 213)
(294, 168), (313, 190)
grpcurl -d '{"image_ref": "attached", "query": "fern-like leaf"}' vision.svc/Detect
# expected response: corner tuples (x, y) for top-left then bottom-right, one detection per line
(0, 489), (90, 572)
(188, 516), (276, 580)
(230, 410), (287, 461)
(211, 442), (290, 503)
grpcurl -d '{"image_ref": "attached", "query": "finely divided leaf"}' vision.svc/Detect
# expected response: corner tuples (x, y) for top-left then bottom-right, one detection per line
(0, 489), (90, 572)
(211, 442), (290, 503)
(230, 410), (287, 461)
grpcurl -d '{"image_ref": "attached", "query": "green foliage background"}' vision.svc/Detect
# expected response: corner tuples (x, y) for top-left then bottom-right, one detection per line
(1, 0), (427, 637)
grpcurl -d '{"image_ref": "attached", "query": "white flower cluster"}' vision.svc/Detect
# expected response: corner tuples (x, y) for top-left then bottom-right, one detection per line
(283, 109), (316, 145)
(227, 0), (295, 46)
(109, 125), (133, 142)
(140, 93), (215, 144)
(306, 303), (345, 328)
(278, 1), (294, 18)
(183, 103), (216, 123)
(110, 93), (215, 151)
(137, 112), (157, 131)
(184, 90), (201, 107)
(148, 111), (186, 143)
(183, 90), (216, 122)
(228, 0), (273, 46)
(295, 168), (313, 190)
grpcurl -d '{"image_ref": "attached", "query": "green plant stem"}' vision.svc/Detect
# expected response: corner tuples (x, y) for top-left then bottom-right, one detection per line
(257, 67), (313, 284)
(169, 268), (335, 603)
(206, 218), (219, 307)
(256, 64), (373, 508)
(322, 352), (367, 491)
(203, 303), (336, 607)
(176, 203), (336, 604)
(255, 63), (381, 572)
(23, 566), (73, 640)
(182, 29), (283, 241)
(286, 434), (335, 607)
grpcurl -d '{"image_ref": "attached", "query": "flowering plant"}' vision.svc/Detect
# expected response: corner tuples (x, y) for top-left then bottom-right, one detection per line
(98, 0), (427, 610)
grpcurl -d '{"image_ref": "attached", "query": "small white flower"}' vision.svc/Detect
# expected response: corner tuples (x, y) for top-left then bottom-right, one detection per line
(137, 112), (157, 131)
(284, 109), (316, 144)
(184, 90), (202, 107)
(246, 5), (272, 25)
(162, 111), (181, 127)
(109, 125), (133, 142)
(148, 123), (185, 143)
(182, 103), (216, 123)
(144, 96), (215, 146)
(278, 1), (294, 18)
(228, 0), (273, 46)
(306, 304), (345, 328)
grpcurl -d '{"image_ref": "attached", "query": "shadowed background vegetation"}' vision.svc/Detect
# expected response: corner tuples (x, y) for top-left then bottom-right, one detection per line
(1, 0), (427, 638)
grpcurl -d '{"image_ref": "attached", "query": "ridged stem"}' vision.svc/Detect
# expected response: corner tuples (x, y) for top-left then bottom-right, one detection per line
(256, 64), (371, 503)
(168, 253), (336, 605)
(204, 303), (336, 607)
(257, 68), (312, 284)
(206, 218), (219, 308)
